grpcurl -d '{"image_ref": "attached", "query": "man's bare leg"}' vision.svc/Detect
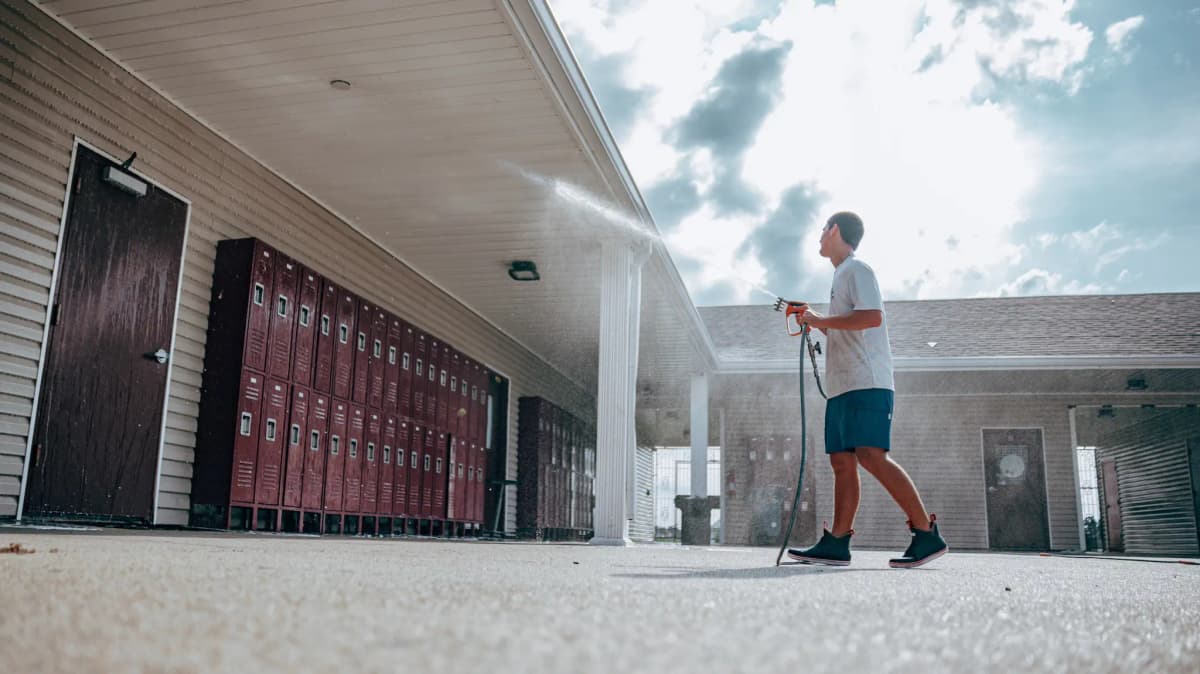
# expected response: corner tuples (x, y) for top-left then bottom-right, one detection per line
(830, 452), (860, 536)
(855, 447), (932, 531)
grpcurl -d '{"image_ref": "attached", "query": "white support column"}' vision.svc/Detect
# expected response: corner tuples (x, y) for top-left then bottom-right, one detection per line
(690, 373), (709, 497)
(592, 238), (649, 546)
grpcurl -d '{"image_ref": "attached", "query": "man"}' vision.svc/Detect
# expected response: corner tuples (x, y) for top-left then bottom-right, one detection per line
(787, 211), (948, 568)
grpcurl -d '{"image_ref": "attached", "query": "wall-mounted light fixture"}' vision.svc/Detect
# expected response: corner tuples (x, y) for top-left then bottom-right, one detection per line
(508, 260), (540, 282)
(1126, 375), (1147, 391)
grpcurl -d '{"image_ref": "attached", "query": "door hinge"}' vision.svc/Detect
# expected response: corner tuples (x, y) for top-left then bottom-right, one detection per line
(50, 303), (60, 326)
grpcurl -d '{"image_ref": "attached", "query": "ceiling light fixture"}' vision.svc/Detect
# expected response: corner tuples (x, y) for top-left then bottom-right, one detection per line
(329, 79), (351, 90)
(508, 260), (540, 282)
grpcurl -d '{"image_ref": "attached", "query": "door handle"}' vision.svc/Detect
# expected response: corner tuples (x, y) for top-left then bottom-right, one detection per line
(145, 348), (169, 364)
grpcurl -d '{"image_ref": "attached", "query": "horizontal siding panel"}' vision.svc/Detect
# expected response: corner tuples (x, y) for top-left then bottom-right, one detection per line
(0, 452), (22, 476)
(160, 459), (191, 479)
(0, 376), (35, 400)
(0, 496), (15, 516)
(0, 474), (18, 495)
(161, 443), (193, 464)
(0, 297), (45, 323)
(155, 491), (190, 511)
(0, 276), (49, 304)
(155, 506), (188, 526)
(0, 256), (53, 287)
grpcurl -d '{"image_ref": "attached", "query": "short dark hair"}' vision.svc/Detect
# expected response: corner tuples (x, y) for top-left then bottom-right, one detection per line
(827, 211), (864, 249)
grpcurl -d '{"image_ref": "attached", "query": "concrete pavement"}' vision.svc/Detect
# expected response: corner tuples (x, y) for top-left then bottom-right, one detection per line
(1, 528), (1197, 673)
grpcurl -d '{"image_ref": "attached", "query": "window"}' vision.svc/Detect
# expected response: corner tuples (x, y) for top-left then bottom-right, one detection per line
(310, 430), (320, 451)
(367, 443), (375, 462)
(300, 305), (311, 327)
(339, 323), (349, 343)
(239, 413), (252, 436)
(388, 346), (397, 365)
(277, 295), (288, 317)
(265, 419), (277, 441)
(253, 283), (265, 305)
(350, 439), (358, 458)
(290, 424), (300, 445)
(373, 339), (382, 358)
(402, 353), (410, 370)
(383, 446), (391, 464)
(331, 436), (340, 455)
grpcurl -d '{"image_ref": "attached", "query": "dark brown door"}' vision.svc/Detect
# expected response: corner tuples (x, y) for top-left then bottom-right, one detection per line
(983, 428), (1050, 550)
(1101, 458), (1123, 552)
(1188, 440), (1200, 551)
(23, 145), (188, 522)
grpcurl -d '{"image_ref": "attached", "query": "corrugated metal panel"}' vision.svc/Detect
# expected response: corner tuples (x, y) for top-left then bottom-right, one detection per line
(0, 2), (595, 523)
(629, 445), (654, 543)
(1097, 408), (1200, 556)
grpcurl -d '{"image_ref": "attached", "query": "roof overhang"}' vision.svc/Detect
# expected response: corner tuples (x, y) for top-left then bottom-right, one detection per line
(32, 0), (718, 395)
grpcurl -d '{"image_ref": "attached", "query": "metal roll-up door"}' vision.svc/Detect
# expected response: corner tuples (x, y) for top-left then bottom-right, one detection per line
(1097, 408), (1200, 556)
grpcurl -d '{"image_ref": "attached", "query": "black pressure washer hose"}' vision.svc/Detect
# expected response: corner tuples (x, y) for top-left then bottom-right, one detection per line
(774, 320), (826, 566)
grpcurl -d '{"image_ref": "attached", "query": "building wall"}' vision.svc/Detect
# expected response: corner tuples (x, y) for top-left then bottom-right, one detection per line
(716, 370), (1200, 551)
(0, 2), (594, 525)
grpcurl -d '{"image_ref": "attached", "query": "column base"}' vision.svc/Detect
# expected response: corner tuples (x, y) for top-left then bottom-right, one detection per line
(589, 536), (632, 547)
(675, 495), (720, 546)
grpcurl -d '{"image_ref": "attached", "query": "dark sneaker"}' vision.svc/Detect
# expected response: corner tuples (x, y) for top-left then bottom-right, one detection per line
(787, 527), (852, 566)
(889, 514), (949, 568)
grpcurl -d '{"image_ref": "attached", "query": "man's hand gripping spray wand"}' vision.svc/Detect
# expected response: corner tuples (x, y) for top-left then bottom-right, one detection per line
(772, 299), (827, 566)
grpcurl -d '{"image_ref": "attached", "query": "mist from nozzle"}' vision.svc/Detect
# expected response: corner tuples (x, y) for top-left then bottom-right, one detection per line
(501, 160), (783, 303)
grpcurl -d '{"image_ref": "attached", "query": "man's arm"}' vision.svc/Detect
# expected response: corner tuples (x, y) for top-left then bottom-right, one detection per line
(801, 308), (882, 332)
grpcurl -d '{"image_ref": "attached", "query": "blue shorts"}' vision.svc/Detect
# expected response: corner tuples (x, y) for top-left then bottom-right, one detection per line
(825, 388), (894, 454)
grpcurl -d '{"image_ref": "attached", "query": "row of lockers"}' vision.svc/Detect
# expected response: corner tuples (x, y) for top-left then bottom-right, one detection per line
(207, 238), (489, 429)
(194, 238), (493, 529)
(517, 397), (597, 539)
(193, 371), (486, 526)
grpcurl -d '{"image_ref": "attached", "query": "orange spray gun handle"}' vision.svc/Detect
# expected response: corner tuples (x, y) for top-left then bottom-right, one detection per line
(773, 298), (810, 337)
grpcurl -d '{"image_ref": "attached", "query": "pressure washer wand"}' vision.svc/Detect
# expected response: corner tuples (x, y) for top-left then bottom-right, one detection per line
(772, 299), (827, 566)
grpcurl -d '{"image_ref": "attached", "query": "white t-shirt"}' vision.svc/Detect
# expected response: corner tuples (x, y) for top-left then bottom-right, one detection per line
(824, 254), (894, 398)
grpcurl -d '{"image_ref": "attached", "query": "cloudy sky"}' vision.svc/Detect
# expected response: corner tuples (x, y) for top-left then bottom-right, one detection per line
(549, 0), (1200, 306)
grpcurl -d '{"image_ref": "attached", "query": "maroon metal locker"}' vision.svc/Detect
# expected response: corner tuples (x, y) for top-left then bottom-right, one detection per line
(231, 370), (265, 504)
(412, 331), (428, 424)
(407, 423), (423, 517)
(455, 445), (466, 523)
(427, 339), (441, 428)
(475, 443), (487, 524)
(464, 440), (476, 525)
(447, 349), (461, 437)
(444, 431), (456, 515)
(435, 429), (449, 521)
(383, 317), (403, 415)
(266, 254), (299, 380)
(422, 426), (436, 518)
(254, 378), (289, 506)
(434, 343), (449, 431)
(393, 419), (409, 517)
(362, 411), (381, 515)
(477, 365), (489, 447)
(367, 308), (387, 410)
(379, 415), (397, 518)
(352, 301), (372, 404)
(323, 400), (348, 512)
(292, 267), (320, 389)
(331, 289), (357, 400)
(313, 280), (338, 394)
(281, 385), (310, 510)
(454, 357), (469, 439)
(242, 243), (274, 373)
(398, 323), (414, 420)
(343, 404), (365, 513)
(301, 393), (329, 511)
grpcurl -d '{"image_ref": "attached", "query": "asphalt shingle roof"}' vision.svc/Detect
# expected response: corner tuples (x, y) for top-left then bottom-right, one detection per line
(698, 293), (1200, 362)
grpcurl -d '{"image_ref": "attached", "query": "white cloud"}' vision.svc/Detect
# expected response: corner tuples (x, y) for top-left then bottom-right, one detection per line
(553, 0), (1102, 303)
(1057, 221), (1169, 273)
(994, 268), (1106, 297)
(1105, 16), (1145, 63)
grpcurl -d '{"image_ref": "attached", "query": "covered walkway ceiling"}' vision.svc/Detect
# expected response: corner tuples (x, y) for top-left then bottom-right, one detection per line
(33, 0), (717, 392)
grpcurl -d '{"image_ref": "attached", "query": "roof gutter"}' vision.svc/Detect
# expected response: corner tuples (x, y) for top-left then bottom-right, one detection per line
(717, 354), (1200, 374)
(506, 0), (720, 371)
